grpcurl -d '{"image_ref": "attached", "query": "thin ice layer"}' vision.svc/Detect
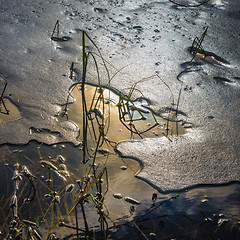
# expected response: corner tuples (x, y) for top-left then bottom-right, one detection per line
(0, 0), (239, 190)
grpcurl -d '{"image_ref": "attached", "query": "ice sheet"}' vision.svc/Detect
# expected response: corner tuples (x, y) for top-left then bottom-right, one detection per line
(0, 0), (239, 190)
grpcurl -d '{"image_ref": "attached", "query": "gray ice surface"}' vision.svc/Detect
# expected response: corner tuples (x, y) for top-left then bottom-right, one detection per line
(0, 0), (239, 190)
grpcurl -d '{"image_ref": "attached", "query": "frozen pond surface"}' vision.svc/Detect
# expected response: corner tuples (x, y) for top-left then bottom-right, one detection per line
(0, 0), (240, 239)
(0, 0), (239, 191)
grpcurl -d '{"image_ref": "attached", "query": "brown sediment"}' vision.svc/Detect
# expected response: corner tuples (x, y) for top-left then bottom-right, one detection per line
(0, 98), (21, 123)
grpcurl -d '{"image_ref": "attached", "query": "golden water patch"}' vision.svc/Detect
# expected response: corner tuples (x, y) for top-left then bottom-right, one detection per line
(0, 98), (21, 122)
(58, 84), (185, 144)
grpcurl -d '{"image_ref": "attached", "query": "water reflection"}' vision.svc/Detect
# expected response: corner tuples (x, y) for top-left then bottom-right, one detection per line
(0, 84), (239, 239)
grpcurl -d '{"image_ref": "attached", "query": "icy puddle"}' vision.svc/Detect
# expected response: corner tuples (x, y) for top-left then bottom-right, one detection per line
(0, 84), (239, 239)
(0, 84), (186, 238)
(58, 83), (185, 142)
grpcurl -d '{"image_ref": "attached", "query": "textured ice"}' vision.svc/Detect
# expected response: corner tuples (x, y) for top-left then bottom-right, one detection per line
(117, 130), (239, 191)
(0, 0), (239, 190)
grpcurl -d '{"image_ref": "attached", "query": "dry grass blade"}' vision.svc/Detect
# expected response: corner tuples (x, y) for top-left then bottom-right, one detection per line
(69, 62), (74, 80)
(80, 31), (116, 163)
(51, 20), (59, 41)
(175, 82), (183, 136)
(190, 27), (208, 62)
(0, 83), (9, 114)
(83, 31), (111, 82)
(116, 74), (175, 138)
(61, 167), (106, 222)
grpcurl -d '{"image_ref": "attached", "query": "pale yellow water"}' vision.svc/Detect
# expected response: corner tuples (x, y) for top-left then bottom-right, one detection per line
(0, 98), (21, 123)
(59, 84), (185, 145)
